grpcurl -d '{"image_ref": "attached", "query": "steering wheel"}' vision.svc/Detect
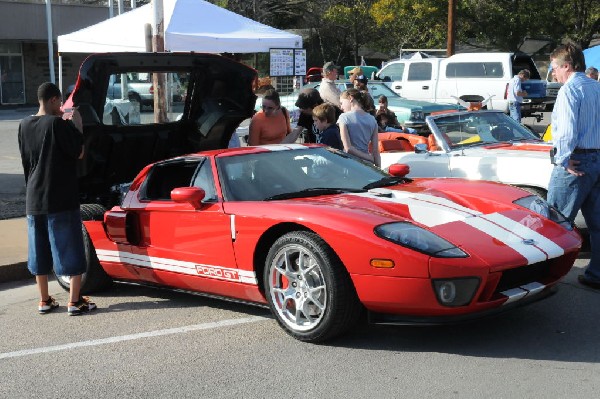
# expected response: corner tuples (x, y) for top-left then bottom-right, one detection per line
(491, 124), (513, 141)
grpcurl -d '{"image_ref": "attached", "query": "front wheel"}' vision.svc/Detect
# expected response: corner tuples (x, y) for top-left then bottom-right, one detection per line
(264, 231), (361, 342)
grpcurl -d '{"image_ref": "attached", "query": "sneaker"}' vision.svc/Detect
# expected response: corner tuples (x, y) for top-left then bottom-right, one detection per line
(67, 297), (97, 316)
(38, 296), (59, 314)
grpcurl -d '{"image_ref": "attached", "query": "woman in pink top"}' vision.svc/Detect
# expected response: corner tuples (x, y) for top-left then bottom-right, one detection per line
(248, 89), (291, 145)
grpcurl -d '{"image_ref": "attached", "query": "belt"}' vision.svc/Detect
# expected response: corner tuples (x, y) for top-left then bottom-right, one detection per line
(573, 148), (600, 153)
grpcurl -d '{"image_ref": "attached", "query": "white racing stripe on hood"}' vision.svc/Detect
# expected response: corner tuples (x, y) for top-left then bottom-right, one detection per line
(351, 188), (559, 264)
(463, 217), (548, 264)
(352, 189), (480, 227)
(483, 213), (565, 259)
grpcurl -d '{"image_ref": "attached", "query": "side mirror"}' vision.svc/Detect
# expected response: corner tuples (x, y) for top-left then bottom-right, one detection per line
(171, 187), (206, 209)
(388, 163), (410, 177)
(414, 143), (428, 153)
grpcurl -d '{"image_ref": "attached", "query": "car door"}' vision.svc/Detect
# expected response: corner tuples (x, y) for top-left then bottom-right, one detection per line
(125, 158), (239, 291)
(401, 61), (435, 101)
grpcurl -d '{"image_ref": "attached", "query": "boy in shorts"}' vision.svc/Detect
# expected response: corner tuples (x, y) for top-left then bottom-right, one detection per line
(18, 82), (97, 316)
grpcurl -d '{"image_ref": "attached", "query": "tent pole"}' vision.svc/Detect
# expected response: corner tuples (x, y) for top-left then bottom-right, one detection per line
(58, 54), (63, 98)
(152, 0), (167, 123)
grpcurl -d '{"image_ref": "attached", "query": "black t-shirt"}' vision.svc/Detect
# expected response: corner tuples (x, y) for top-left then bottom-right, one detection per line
(18, 115), (83, 215)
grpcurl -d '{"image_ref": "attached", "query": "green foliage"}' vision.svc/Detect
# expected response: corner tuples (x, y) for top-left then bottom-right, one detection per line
(370, 0), (448, 55)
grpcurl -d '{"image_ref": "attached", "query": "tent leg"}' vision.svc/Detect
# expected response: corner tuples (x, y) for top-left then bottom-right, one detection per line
(58, 54), (63, 98)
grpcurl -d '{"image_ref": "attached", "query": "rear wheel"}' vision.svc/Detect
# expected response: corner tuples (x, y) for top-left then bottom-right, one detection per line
(55, 204), (112, 294)
(264, 231), (361, 342)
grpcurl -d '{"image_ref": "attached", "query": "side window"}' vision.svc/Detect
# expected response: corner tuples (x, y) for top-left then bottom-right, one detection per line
(142, 160), (199, 201)
(191, 159), (218, 202)
(104, 71), (188, 126)
(445, 62), (504, 78)
(379, 63), (405, 81)
(407, 62), (432, 81)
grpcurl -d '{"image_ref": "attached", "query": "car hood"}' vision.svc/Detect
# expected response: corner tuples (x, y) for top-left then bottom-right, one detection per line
(387, 97), (460, 113)
(279, 179), (576, 268)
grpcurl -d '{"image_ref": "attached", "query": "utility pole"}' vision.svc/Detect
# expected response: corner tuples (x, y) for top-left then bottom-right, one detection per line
(45, 0), (55, 84)
(447, 0), (456, 57)
(152, 0), (167, 122)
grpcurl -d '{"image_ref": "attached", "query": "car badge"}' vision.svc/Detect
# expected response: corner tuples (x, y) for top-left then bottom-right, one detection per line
(522, 239), (536, 245)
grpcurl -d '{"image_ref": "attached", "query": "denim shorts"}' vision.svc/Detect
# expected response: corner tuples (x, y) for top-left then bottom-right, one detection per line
(27, 209), (86, 277)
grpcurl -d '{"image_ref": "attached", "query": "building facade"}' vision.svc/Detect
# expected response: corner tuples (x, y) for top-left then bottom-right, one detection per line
(0, 1), (114, 105)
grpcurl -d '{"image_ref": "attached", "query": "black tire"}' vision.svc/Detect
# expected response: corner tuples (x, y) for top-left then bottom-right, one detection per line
(264, 231), (362, 342)
(55, 204), (112, 294)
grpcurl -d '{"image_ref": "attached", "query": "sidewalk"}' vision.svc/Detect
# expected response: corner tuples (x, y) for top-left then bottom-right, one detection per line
(0, 217), (31, 284)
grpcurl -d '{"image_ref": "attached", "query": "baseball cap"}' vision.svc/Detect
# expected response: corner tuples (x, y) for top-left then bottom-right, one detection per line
(295, 88), (323, 109)
(323, 61), (340, 72)
(356, 75), (368, 85)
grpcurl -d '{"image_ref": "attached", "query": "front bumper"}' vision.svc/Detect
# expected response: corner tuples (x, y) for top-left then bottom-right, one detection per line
(368, 283), (556, 325)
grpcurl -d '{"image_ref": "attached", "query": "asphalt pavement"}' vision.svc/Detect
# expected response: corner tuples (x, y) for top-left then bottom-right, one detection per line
(0, 106), (36, 283)
(0, 110), (551, 284)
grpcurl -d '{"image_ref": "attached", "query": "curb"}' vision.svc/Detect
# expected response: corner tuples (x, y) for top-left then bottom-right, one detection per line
(0, 261), (33, 284)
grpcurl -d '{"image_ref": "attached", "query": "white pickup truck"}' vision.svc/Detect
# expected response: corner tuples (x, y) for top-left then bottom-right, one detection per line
(377, 52), (547, 118)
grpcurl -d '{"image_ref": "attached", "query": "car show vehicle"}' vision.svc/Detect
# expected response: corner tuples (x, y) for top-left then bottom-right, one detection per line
(377, 110), (586, 230)
(377, 52), (547, 118)
(62, 142), (579, 342)
(272, 81), (462, 131)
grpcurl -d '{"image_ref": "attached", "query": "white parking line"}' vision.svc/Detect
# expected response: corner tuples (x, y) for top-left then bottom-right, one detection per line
(0, 316), (267, 360)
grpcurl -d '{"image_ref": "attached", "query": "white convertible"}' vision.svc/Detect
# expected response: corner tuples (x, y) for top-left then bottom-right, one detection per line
(378, 110), (585, 230)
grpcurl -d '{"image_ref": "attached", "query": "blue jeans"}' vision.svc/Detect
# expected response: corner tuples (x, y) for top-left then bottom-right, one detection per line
(27, 209), (86, 277)
(547, 152), (600, 282)
(508, 101), (522, 122)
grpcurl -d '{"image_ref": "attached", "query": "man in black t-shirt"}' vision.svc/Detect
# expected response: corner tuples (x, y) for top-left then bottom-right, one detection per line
(18, 82), (97, 316)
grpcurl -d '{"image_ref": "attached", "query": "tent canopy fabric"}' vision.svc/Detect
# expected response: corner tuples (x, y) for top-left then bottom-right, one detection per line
(58, 0), (302, 53)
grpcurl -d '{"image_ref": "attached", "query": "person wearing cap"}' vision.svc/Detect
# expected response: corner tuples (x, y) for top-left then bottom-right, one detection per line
(319, 61), (342, 107)
(352, 74), (376, 115)
(348, 67), (364, 82)
(507, 69), (530, 122)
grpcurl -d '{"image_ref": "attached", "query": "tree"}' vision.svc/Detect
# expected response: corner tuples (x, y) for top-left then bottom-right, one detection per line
(321, 0), (380, 65)
(370, 0), (448, 56)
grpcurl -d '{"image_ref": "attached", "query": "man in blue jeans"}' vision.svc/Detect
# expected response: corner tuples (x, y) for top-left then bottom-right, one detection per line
(507, 69), (530, 122)
(18, 82), (98, 314)
(547, 43), (600, 290)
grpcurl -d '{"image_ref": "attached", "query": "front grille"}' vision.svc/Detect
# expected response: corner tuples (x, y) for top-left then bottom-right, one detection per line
(495, 260), (551, 293)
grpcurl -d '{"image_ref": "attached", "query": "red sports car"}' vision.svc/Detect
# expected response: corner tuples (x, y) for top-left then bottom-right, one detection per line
(57, 144), (581, 342)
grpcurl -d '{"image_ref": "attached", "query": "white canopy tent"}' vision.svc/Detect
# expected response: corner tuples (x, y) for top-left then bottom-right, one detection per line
(57, 0), (302, 53)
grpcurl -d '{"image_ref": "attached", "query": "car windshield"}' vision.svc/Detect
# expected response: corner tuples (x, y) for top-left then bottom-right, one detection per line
(428, 112), (541, 149)
(218, 147), (394, 201)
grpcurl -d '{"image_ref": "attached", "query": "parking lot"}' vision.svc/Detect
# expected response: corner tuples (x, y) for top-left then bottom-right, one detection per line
(1, 255), (599, 398)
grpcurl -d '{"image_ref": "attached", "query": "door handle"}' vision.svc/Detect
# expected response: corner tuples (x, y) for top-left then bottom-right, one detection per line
(394, 85), (402, 90)
(422, 86), (429, 90)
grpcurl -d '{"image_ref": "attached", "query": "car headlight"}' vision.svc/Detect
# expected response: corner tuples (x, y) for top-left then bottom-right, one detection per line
(410, 110), (424, 121)
(374, 222), (468, 258)
(514, 195), (573, 230)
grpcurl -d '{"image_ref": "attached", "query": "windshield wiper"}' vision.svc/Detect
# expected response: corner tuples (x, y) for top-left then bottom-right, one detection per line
(264, 187), (364, 201)
(362, 176), (405, 190)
